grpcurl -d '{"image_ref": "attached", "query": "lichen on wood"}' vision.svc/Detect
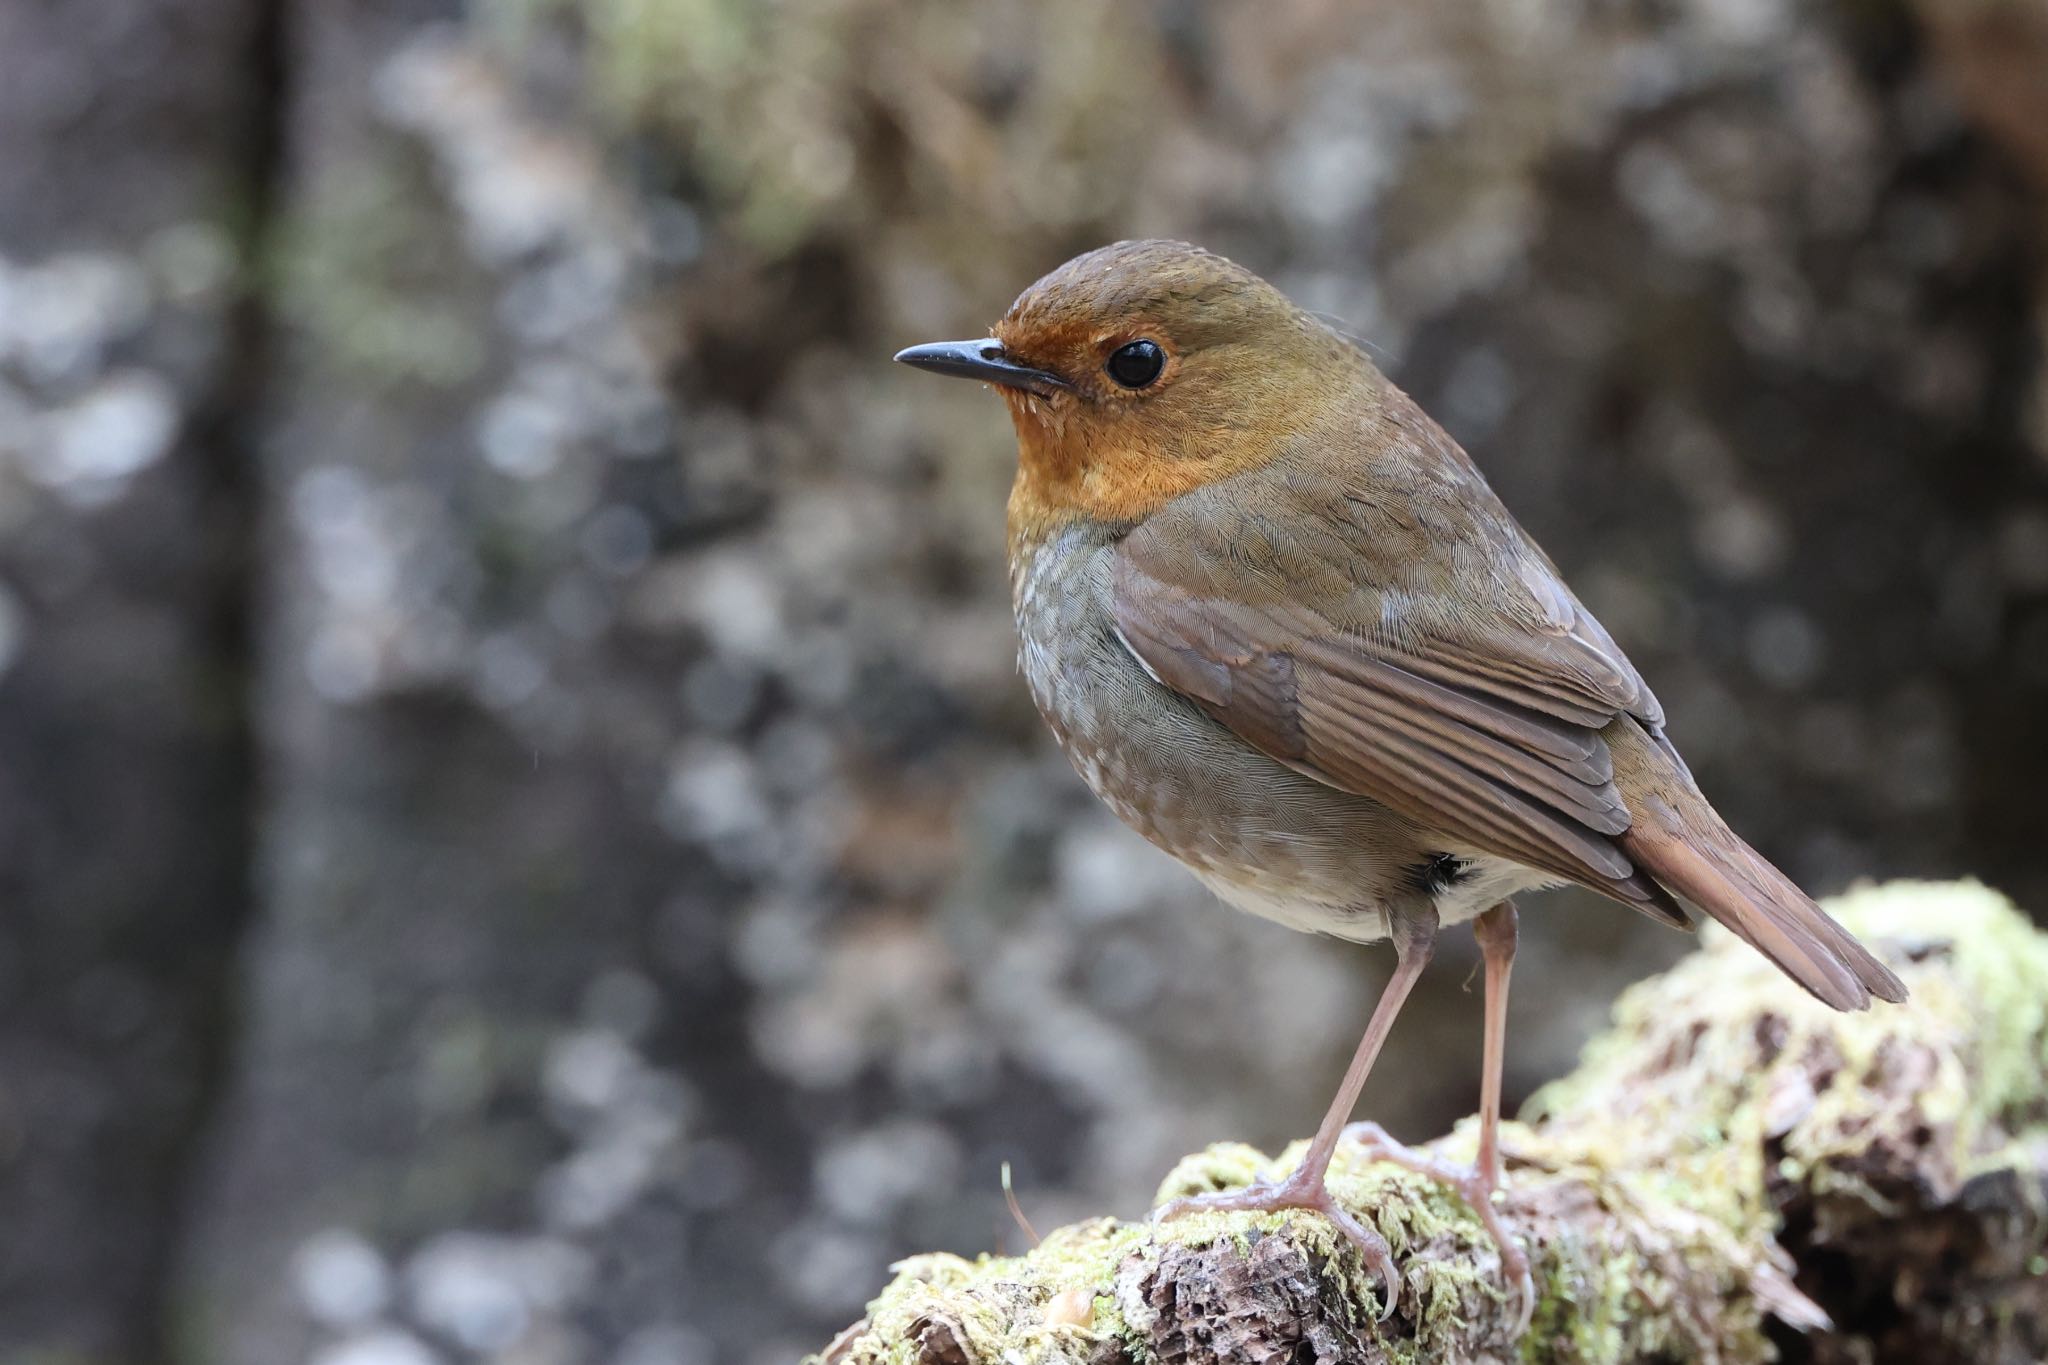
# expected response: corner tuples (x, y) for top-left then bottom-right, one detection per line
(814, 881), (2048, 1364)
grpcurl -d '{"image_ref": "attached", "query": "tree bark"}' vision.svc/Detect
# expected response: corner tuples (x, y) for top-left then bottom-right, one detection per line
(0, 1), (279, 1357)
(817, 882), (2048, 1365)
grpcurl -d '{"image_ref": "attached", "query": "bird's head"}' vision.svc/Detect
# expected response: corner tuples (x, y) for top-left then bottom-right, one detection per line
(895, 240), (1376, 543)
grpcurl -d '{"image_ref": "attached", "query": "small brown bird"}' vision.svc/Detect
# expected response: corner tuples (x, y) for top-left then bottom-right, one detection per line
(895, 240), (1905, 1324)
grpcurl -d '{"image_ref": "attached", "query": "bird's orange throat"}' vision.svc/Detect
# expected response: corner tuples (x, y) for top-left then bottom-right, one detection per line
(1000, 389), (1279, 554)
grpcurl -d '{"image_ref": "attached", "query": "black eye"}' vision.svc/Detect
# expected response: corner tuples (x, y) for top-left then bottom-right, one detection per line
(1105, 339), (1165, 389)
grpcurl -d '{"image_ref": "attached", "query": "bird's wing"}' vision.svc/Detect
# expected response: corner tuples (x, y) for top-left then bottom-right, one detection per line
(1107, 394), (1686, 924)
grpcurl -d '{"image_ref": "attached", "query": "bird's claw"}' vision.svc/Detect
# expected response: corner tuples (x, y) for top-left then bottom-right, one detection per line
(1341, 1122), (1535, 1338)
(1152, 1168), (1402, 1321)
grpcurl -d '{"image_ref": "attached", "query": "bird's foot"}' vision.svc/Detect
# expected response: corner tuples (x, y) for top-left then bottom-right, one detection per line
(1340, 1122), (1534, 1337)
(1152, 1163), (1401, 1320)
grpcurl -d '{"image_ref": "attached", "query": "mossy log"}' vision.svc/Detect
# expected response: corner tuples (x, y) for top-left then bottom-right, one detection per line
(813, 882), (2048, 1364)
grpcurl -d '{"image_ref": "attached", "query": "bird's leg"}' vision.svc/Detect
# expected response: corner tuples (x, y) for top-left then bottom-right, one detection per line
(1340, 900), (1532, 1335)
(1152, 904), (1438, 1320)
(1473, 899), (1517, 1196)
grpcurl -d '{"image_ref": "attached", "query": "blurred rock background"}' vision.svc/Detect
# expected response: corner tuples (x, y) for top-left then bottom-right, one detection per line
(0, 1), (2044, 1363)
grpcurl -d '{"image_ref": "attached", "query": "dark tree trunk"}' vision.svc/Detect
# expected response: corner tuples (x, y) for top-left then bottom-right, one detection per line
(0, 0), (280, 1357)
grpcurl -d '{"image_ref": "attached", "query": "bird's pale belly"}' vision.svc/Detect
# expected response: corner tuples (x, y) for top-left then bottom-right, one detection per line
(1011, 526), (1544, 941)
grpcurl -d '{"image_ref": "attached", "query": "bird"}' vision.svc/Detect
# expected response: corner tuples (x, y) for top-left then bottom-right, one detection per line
(893, 239), (1906, 1328)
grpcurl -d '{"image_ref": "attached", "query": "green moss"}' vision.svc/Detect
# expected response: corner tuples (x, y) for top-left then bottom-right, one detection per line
(1529, 879), (2048, 1211)
(818, 1138), (1515, 1365)
(819, 883), (2048, 1363)
(835, 1218), (1143, 1365)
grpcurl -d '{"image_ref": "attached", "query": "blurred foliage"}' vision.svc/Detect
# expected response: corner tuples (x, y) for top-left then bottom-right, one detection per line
(275, 159), (489, 387)
(487, 0), (1168, 256)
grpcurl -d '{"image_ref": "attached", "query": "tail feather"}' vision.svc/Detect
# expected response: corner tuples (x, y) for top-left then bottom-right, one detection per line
(1611, 726), (1907, 1012)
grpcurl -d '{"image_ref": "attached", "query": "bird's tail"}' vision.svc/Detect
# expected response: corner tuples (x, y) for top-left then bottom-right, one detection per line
(1610, 724), (1907, 1012)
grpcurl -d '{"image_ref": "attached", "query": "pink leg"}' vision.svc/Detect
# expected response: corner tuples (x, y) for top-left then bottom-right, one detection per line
(1341, 901), (1532, 1335)
(1473, 900), (1518, 1196)
(1153, 907), (1438, 1320)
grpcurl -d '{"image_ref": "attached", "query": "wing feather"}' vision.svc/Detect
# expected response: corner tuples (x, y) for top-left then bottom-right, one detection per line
(1107, 439), (1688, 927)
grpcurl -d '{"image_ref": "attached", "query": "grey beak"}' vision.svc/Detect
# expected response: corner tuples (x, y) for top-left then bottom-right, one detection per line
(893, 338), (1069, 396)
